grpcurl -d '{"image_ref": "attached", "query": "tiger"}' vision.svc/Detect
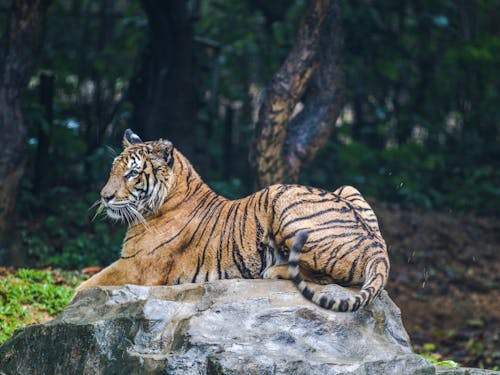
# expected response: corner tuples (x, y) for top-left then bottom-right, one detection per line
(76, 129), (390, 312)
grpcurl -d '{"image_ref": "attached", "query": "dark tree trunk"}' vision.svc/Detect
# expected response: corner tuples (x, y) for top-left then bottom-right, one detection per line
(128, 0), (196, 159)
(250, 0), (345, 187)
(0, 0), (51, 262)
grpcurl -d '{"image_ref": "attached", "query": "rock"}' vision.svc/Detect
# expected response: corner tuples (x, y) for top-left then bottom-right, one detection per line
(0, 279), (470, 374)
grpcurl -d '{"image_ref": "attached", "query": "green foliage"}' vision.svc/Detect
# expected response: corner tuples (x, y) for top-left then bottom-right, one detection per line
(0, 269), (85, 344)
(413, 325), (500, 370)
(196, 0), (303, 91)
(312, 0), (499, 214)
(420, 354), (460, 368)
(417, 342), (460, 367)
(18, 188), (124, 269)
(304, 141), (499, 214)
(210, 178), (247, 199)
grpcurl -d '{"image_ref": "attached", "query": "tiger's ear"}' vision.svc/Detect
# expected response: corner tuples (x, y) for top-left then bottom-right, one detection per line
(123, 129), (143, 148)
(152, 139), (174, 168)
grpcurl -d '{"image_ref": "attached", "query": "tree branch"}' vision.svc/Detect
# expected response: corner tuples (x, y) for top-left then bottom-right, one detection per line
(285, 0), (345, 181)
(250, 0), (345, 187)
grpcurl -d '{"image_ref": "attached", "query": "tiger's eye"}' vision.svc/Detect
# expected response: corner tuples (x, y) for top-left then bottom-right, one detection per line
(126, 170), (140, 179)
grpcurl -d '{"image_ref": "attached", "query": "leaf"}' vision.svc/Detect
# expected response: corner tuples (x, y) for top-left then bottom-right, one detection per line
(423, 343), (436, 352)
(436, 360), (460, 368)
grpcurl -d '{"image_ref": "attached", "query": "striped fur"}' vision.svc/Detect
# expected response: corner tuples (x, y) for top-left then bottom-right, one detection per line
(76, 130), (390, 312)
(287, 230), (385, 312)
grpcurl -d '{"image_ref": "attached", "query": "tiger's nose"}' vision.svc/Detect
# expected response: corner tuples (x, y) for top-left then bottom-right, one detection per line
(101, 180), (118, 203)
(101, 192), (115, 203)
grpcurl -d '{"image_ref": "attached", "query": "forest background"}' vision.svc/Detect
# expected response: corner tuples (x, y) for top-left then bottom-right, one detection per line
(0, 0), (498, 369)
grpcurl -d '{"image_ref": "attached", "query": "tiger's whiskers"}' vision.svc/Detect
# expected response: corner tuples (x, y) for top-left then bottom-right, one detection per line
(89, 200), (105, 222)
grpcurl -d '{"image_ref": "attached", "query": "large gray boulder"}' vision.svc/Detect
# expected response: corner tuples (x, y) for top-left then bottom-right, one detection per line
(0, 279), (490, 375)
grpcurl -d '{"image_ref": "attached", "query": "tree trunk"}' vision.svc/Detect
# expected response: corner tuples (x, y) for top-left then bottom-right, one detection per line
(128, 0), (196, 160)
(0, 0), (51, 263)
(250, 0), (345, 188)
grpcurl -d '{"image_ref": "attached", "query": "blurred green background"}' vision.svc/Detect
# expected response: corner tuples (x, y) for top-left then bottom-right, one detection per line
(0, 0), (497, 269)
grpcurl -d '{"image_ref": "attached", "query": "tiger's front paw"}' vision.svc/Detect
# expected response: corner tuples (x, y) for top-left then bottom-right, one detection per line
(261, 264), (289, 280)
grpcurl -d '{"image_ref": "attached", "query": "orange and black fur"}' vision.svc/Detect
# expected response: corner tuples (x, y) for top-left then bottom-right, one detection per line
(76, 129), (390, 312)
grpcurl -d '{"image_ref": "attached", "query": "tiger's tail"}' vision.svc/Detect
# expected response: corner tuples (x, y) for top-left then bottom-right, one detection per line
(288, 230), (389, 312)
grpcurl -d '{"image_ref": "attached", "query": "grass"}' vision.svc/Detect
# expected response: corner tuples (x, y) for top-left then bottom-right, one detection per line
(419, 354), (460, 368)
(416, 343), (460, 367)
(0, 268), (86, 344)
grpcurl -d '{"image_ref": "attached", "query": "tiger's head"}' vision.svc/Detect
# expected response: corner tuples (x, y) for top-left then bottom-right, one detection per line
(99, 129), (175, 224)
